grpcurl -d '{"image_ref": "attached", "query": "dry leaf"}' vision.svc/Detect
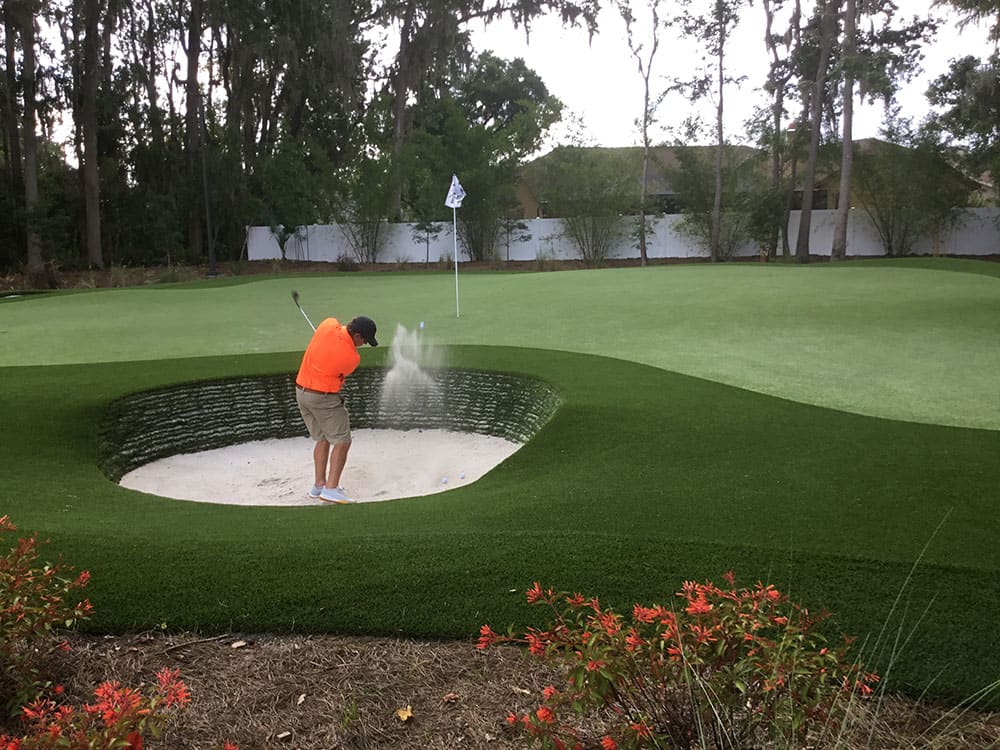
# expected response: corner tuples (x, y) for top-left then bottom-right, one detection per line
(441, 692), (460, 704)
(395, 705), (414, 722)
(296, 693), (306, 706)
(511, 686), (531, 695)
(231, 640), (247, 649)
(276, 730), (292, 740)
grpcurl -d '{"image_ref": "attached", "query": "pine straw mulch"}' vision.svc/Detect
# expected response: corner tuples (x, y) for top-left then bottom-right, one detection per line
(6, 632), (997, 750)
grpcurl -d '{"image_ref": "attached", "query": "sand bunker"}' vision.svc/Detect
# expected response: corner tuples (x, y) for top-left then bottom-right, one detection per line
(119, 429), (520, 506)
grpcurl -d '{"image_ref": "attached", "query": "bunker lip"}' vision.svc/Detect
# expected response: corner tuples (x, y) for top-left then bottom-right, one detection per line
(118, 429), (521, 506)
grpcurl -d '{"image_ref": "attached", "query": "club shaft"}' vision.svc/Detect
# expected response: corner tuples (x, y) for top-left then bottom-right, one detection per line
(297, 305), (316, 331)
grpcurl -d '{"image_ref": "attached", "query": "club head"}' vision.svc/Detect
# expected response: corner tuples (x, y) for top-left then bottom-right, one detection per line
(291, 290), (300, 305)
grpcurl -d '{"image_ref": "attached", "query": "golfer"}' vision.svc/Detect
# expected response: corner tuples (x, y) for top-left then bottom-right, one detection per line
(295, 315), (378, 503)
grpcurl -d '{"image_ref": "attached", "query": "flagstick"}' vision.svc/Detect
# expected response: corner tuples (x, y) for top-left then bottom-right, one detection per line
(453, 206), (460, 318)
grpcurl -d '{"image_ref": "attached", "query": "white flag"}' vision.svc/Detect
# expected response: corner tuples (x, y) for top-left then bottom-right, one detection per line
(445, 174), (466, 209)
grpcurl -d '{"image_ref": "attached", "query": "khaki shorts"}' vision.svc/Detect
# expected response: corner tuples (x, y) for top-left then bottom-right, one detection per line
(296, 387), (352, 445)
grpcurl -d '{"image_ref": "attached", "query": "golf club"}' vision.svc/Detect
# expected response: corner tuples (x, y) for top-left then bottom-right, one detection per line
(290, 289), (316, 331)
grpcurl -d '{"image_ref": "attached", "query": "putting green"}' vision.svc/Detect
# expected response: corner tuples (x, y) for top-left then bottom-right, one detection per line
(2, 262), (997, 429)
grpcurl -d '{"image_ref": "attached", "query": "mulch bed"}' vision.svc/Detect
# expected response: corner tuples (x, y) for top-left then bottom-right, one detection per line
(3, 632), (997, 749)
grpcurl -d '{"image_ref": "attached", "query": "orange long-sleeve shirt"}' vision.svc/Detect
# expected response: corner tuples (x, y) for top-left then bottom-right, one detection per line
(295, 318), (360, 393)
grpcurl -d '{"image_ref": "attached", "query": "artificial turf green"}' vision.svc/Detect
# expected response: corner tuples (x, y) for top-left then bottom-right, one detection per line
(2, 260), (998, 430)
(1, 342), (998, 705)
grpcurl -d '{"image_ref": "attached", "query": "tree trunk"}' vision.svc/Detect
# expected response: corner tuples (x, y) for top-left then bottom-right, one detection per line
(82, 0), (104, 269)
(2, 6), (22, 209)
(794, 0), (837, 263)
(710, 28), (725, 263)
(387, 0), (417, 222)
(19, 4), (45, 286)
(762, 0), (792, 261)
(638, 97), (649, 266)
(831, 0), (855, 262)
(185, 0), (203, 259)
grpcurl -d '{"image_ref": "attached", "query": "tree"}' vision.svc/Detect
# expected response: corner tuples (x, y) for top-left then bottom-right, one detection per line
(616, 0), (667, 267)
(933, 0), (1000, 40)
(761, 0), (802, 260)
(184, 0), (203, 259)
(1, 4), (24, 268)
(375, 0), (599, 220)
(926, 52), (1000, 203)
(529, 146), (635, 265)
(830, 2), (936, 260)
(830, 0), (856, 261)
(499, 214), (530, 261)
(672, 0), (748, 263)
(794, 0), (836, 263)
(412, 220), (443, 265)
(853, 117), (976, 256)
(80, 0), (104, 268)
(400, 51), (561, 262)
(669, 145), (760, 259)
(8, 0), (47, 286)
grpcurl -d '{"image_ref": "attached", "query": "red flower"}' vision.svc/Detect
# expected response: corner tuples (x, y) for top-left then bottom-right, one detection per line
(506, 713), (518, 725)
(543, 685), (558, 700)
(586, 660), (605, 672)
(125, 731), (143, 750)
(598, 612), (621, 635)
(685, 599), (713, 615)
(526, 631), (547, 656)
(476, 624), (498, 650)
(630, 721), (653, 739)
(601, 737), (618, 750)
(88, 681), (143, 726)
(536, 706), (555, 724)
(689, 624), (718, 645)
(565, 593), (586, 608)
(526, 582), (544, 603)
(223, 744), (240, 750)
(156, 668), (191, 707)
(632, 604), (657, 623)
(625, 628), (644, 651)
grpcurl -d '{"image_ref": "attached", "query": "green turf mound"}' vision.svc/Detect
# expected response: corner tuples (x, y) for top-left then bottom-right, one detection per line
(98, 368), (561, 481)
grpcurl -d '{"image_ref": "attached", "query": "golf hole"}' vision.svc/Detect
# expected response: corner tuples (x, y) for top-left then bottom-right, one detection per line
(101, 367), (560, 506)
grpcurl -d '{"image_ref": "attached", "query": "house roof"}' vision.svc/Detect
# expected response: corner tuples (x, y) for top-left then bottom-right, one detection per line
(521, 144), (761, 199)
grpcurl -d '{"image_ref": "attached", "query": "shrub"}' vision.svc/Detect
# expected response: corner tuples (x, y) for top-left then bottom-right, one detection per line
(480, 572), (878, 749)
(0, 669), (201, 749)
(0, 516), (93, 714)
(336, 253), (360, 272)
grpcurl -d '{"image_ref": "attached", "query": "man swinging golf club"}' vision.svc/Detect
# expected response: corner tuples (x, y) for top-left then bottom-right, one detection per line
(295, 312), (379, 504)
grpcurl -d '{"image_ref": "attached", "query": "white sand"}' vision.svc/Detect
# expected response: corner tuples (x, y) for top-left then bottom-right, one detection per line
(119, 429), (521, 506)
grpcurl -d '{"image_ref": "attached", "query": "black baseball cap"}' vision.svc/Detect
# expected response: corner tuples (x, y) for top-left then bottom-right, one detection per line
(350, 316), (378, 346)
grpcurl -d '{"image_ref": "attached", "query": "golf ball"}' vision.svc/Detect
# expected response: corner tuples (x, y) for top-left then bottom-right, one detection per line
(459, 472), (466, 479)
(441, 477), (448, 484)
(419, 321), (425, 330)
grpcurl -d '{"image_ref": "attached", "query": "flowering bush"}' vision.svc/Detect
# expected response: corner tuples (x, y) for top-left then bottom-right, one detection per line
(479, 572), (879, 749)
(0, 669), (204, 749)
(0, 516), (93, 713)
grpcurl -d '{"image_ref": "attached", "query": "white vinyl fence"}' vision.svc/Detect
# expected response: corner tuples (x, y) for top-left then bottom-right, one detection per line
(247, 208), (1000, 264)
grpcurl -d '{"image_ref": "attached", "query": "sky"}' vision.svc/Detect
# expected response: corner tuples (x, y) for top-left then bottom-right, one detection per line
(468, 1), (996, 151)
